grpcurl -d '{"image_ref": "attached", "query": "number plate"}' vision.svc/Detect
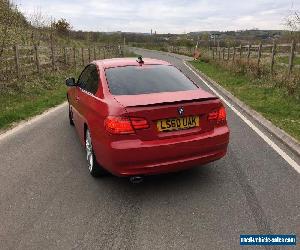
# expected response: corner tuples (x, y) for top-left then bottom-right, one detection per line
(157, 116), (200, 132)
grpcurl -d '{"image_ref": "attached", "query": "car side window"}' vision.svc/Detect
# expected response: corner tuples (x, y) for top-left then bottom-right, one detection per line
(78, 65), (99, 95)
(78, 66), (91, 90)
(87, 65), (99, 95)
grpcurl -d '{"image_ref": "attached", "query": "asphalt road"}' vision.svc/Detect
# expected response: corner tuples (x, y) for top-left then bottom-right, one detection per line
(0, 48), (299, 250)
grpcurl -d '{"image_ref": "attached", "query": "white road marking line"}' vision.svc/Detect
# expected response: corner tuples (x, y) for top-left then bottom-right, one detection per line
(0, 102), (67, 141)
(183, 61), (300, 174)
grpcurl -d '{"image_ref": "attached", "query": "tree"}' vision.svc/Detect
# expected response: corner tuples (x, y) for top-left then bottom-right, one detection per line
(286, 11), (300, 31)
(28, 8), (50, 46)
(52, 18), (71, 35)
(285, 10), (300, 41)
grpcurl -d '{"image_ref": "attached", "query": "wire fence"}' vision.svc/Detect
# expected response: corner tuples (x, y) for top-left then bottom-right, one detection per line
(163, 41), (300, 76)
(208, 41), (300, 75)
(0, 44), (123, 84)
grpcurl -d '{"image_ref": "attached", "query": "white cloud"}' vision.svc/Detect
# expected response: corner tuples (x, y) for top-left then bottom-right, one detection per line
(15, 0), (300, 33)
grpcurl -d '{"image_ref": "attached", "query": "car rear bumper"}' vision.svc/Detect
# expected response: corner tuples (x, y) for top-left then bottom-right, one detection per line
(99, 126), (229, 177)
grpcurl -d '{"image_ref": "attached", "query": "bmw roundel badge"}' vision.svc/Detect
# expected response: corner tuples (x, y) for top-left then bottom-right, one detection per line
(178, 107), (184, 116)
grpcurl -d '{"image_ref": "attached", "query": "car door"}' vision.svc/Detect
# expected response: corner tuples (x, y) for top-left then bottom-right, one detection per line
(72, 65), (92, 137)
(75, 64), (100, 143)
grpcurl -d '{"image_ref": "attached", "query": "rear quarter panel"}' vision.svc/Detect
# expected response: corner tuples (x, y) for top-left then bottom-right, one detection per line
(88, 95), (127, 171)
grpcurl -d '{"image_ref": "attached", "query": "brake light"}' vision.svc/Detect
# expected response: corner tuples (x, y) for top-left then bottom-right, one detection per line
(217, 106), (226, 125)
(104, 116), (149, 134)
(208, 106), (227, 126)
(104, 116), (133, 134)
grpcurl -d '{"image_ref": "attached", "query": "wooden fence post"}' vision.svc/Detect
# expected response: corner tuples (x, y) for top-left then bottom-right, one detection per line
(257, 43), (262, 68)
(232, 46), (236, 61)
(218, 48), (221, 60)
(212, 48), (214, 59)
(288, 40), (295, 75)
(94, 46), (96, 60)
(88, 47), (91, 62)
(34, 45), (40, 74)
(81, 48), (84, 66)
(73, 47), (77, 71)
(14, 45), (20, 79)
(247, 44), (251, 63)
(270, 41), (276, 74)
(222, 48), (225, 60)
(239, 44), (242, 59)
(227, 47), (230, 60)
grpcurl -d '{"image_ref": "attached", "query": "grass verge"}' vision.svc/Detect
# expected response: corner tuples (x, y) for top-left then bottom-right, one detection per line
(0, 69), (80, 131)
(0, 50), (137, 131)
(190, 60), (300, 142)
(277, 56), (300, 65)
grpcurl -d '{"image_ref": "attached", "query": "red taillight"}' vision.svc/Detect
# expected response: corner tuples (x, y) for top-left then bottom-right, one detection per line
(104, 116), (134, 134)
(217, 106), (226, 125)
(104, 116), (149, 134)
(208, 106), (227, 126)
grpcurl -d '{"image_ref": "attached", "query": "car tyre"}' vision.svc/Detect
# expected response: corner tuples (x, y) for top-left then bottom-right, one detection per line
(85, 129), (107, 177)
(68, 103), (74, 126)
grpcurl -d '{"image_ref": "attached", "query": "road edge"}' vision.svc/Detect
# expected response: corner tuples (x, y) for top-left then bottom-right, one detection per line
(186, 61), (300, 157)
(0, 102), (68, 140)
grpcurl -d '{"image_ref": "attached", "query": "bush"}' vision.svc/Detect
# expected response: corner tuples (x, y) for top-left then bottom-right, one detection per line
(52, 18), (71, 36)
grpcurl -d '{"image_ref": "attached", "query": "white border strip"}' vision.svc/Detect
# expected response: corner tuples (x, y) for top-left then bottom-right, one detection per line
(183, 61), (300, 174)
(0, 102), (67, 141)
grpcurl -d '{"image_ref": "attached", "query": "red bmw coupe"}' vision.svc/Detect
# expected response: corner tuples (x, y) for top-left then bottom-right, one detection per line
(66, 57), (229, 179)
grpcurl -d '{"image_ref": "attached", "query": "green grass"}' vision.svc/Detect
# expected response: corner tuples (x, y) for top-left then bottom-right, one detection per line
(190, 60), (300, 142)
(0, 69), (80, 130)
(277, 56), (300, 65)
(0, 50), (134, 131)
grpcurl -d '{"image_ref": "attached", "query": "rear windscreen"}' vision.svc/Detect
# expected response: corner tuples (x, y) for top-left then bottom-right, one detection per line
(105, 65), (198, 95)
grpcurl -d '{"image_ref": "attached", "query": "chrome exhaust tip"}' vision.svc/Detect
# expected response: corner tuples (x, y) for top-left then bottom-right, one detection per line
(129, 176), (144, 184)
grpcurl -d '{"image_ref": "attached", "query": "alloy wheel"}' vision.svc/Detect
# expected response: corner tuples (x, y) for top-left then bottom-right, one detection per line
(85, 130), (93, 172)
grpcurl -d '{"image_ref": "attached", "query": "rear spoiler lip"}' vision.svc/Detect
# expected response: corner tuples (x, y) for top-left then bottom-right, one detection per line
(124, 96), (219, 108)
(112, 89), (219, 108)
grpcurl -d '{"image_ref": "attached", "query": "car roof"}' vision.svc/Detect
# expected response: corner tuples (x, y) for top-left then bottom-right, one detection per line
(93, 57), (171, 69)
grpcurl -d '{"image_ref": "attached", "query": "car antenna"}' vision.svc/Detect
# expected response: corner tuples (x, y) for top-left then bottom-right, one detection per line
(136, 56), (144, 65)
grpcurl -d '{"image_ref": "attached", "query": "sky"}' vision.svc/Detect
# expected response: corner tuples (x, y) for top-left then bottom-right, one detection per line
(15, 0), (299, 33)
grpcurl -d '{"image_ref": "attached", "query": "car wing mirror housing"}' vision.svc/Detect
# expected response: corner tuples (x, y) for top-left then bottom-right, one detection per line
(65, 77), (76, 86)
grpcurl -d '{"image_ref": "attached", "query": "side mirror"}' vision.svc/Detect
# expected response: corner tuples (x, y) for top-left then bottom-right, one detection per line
(65, 77), (76, 87)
